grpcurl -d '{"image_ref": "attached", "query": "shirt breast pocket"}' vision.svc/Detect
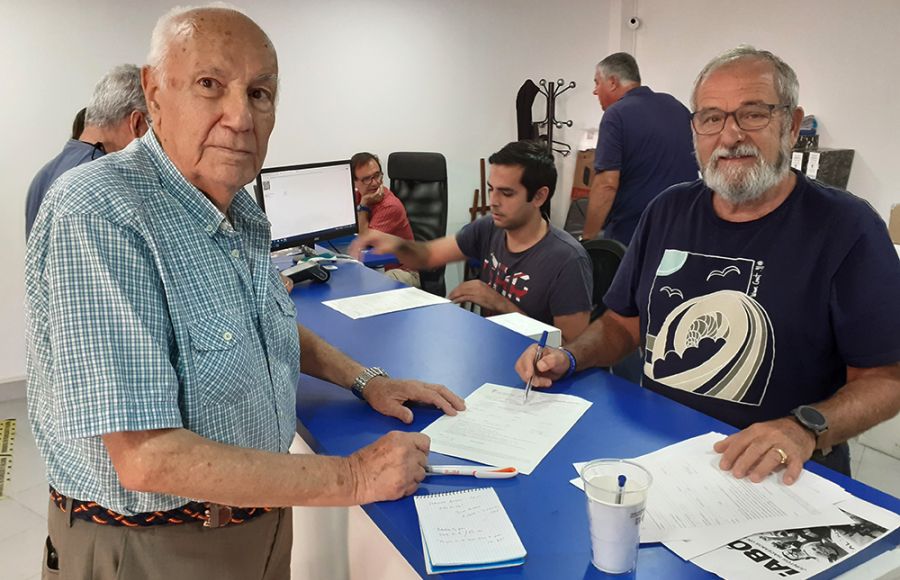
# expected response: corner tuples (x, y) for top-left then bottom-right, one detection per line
(188, 314), (254, 405)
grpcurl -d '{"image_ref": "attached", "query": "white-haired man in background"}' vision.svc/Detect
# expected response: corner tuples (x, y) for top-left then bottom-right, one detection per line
(25, 64), (149, 238)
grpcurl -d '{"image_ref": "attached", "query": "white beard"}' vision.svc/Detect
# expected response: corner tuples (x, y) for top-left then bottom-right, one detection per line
(698, 130), (793, 205)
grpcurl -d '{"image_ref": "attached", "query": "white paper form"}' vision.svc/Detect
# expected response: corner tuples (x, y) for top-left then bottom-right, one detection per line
(690, 496), (900, 580)
(636, 433), (853, 548)
(568, 433), (853, 559)
(322, 287), (449, 319)
(422, 383), (592, 475)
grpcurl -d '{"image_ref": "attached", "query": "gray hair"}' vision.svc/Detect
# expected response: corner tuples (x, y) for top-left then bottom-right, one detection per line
(692, 45), (799, 114)
(84, 64), (147, 128)
(596, 52), (641, 85)
(146, 3), (274, 85)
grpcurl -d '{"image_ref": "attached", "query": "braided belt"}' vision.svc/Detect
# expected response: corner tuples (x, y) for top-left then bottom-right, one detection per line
(50, 487), (270, 528)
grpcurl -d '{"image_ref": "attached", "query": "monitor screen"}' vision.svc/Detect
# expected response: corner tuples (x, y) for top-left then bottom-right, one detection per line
(254, 160), (357, 251)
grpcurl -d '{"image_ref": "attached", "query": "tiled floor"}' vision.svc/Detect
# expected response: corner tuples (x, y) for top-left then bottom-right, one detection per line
(2, 396), (899, 579)
(2, 398), (46, 580)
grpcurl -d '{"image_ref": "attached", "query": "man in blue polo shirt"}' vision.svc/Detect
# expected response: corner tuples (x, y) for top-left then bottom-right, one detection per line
(581, 52), (698, 245)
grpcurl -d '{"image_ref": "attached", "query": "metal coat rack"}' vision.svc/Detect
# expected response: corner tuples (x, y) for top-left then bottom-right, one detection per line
(535, 78), (576, 157)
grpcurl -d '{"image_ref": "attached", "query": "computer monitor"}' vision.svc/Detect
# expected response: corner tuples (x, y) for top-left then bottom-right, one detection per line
(254, 160), (357, 252)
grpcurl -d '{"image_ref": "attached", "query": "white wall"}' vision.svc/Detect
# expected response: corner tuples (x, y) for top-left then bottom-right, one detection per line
(0, 0), (610, 386)
(629, 0), (900, 219)
(2, 0), (899, 386)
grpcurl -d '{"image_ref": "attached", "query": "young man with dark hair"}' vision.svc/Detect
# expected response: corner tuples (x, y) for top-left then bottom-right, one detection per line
(353, 140), (593, 343)
(350, 152), (419, 287)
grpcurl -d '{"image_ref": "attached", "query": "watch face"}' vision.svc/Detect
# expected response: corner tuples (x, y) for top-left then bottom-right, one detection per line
(797, 406), (827, 430)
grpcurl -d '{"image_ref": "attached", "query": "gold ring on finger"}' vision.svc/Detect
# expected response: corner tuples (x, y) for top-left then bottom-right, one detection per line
(773, 447), (788, 465)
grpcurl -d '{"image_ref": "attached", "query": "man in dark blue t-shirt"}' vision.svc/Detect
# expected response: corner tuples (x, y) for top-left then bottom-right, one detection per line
(516, 46), (900, 485)
(582, 52), (698, 245)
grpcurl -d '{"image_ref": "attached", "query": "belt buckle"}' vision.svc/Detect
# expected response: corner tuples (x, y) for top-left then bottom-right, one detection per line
(204, 504), (233, 528)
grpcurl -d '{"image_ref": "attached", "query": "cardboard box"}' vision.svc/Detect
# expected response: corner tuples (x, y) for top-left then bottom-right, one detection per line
(890, 204), (900, 244)
(571, 149), (596, 200)
(486, 312), (561, 348)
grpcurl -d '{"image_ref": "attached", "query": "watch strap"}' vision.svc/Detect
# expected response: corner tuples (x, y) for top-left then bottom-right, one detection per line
(351, 367), (389, 400)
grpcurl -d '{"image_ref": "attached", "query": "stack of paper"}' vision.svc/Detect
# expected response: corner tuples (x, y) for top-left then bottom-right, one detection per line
(422, 383), (592, 475)
(414, 488), (526, 574)
(570, 432), (900, 578)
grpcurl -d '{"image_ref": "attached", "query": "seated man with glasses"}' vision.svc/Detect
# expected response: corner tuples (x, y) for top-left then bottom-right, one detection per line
(351, 152), (420, 287)
(515, 45), (900, 486)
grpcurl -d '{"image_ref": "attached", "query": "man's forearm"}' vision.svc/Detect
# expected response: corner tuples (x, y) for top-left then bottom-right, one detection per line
(393, 239), (433, 270)
(814, 364), (900, 449)
(356, 211), (370, 235)
(582, 179), (617, 240)
(480, 292), (523, 315)
(566, 311), (639, 371)
(298, 324), (364, 388)
(105, 428), (362, 508)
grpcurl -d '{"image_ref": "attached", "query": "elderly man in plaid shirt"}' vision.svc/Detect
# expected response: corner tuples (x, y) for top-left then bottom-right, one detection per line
(25, 5), (463, 579)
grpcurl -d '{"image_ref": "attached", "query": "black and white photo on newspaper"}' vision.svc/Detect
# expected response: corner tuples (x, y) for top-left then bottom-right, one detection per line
(691, 497), (900, 579)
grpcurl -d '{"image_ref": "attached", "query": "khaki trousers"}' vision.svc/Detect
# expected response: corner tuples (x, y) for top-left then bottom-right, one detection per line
(43, 499), (292, 580)
(384, 268), (421, 288)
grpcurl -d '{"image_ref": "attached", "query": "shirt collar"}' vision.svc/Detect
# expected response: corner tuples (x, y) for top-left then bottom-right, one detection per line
(139, 129), (268, 237)
(621, 85), (652, 100)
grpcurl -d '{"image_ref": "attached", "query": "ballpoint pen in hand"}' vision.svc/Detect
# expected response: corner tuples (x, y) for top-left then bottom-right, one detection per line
(524, 330), (549, 402)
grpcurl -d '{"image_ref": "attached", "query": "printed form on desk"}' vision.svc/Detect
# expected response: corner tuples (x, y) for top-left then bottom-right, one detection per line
(570, 432), (855, 560)
(422, 383), (592, 475)
(322, 286), (449, 319)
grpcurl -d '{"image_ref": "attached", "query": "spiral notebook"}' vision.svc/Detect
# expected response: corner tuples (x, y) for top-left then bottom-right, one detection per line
(414, 487), (526, 575)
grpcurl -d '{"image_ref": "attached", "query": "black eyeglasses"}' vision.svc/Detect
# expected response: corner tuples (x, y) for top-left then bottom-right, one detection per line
(691, 103), (790, 135)
(356, 171), (383, 185)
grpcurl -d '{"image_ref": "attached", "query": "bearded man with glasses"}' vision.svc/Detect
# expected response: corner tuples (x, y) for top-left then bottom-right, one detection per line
(515, 45), (900, 487)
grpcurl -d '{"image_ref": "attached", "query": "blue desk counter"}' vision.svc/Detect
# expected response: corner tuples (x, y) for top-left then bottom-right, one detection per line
(292, 263), (900, 579)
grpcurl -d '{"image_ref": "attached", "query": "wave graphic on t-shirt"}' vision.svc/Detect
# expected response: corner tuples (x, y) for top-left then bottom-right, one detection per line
(644, 250), (774, 406)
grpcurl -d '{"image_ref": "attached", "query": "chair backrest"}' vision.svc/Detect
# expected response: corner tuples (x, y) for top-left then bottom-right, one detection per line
(388, 152), (449, 296)
(582, 238), (627, 321)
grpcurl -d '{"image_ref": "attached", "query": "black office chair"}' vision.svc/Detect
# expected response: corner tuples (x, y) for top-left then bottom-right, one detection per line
(583, 238), (644, 383)
(582, 238), (627, 321)
(388, 152), (449, 296)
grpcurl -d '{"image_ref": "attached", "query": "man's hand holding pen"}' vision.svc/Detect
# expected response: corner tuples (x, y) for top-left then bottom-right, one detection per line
(517, 337), (571, 391)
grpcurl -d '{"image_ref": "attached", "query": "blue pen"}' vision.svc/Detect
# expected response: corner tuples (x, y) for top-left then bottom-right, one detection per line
(615, 474), (627, 505)
(523, 330), (549, 402)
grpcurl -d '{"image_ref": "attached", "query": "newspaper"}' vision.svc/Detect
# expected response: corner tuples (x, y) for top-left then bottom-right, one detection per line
(691, 496), (900, 579)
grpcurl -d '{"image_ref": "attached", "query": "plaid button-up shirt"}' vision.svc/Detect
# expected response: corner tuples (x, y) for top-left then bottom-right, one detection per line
(25, 130), (300, 515)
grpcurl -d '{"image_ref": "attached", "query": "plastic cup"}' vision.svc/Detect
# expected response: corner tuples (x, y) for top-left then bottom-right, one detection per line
(581, 459), (653, 574)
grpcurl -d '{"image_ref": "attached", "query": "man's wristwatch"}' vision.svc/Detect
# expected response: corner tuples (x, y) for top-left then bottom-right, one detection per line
(791, 405), (830, 453)
(351, 367), (389, 400)
(356, 204), (371, 214)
